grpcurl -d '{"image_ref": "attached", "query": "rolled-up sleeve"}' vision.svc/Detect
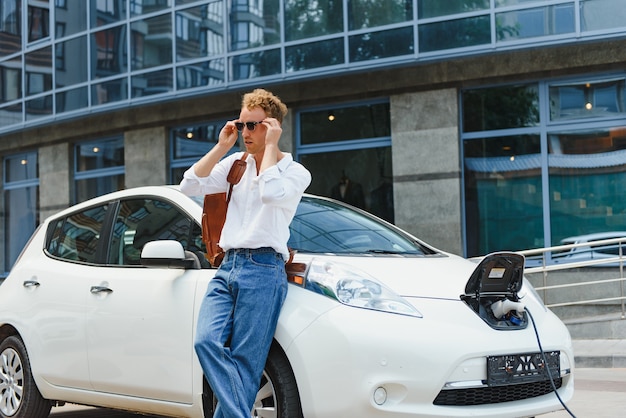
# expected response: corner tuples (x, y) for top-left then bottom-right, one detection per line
(179, 155), (235, 196)
(258, 157), (311, 208)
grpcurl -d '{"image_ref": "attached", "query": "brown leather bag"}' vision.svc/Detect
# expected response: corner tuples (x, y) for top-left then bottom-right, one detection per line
(201, 153), (248, 267)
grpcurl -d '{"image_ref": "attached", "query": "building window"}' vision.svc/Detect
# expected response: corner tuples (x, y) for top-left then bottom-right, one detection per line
(1, 0), (21, 37)
(170, 120), (242, 183)
(74, 137), (124, 203)
(297, 100), (394, 223)
(581, 0), (626, 32)
(462, 75), (626, 259)
(27, 1), (49, 42)
(284, 0), (342, 42)
(419, 15), (491, 52)
(349, 0), (413, 30)
(175, 3), (225, 61)
(0, 58), (21, 102)
(92, 25), (127, 77)
(496, 4), (575, 42)
(230, 0), (279, 51)
(2, 152), (39, 276)
(549, 78), (626, 121)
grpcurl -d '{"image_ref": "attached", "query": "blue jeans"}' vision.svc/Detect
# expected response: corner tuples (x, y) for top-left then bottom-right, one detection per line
(194, 248), (287, 418)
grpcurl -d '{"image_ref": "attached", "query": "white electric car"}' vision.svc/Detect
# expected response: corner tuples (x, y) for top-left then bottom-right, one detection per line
(0, 186), (574, 418)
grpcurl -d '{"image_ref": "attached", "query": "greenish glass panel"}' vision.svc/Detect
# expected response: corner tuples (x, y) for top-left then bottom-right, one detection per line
(418, 0), (489, 19)
(348, 0), (413, 30)
(285, 38), (344, 72)
(548, 128), (626, 245)
(349, 27), (414, 62)
(285, 0), (343, 41)
(418, 15), (490, 52)
(463, 84), (539, 132)
(464, 135), (543, 256)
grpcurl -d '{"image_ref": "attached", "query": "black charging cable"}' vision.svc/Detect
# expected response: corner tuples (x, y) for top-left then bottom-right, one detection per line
(526, 307), (577, 418)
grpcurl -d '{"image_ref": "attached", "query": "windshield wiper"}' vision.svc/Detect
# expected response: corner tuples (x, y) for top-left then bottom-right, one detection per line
(365, 249), (407, 255)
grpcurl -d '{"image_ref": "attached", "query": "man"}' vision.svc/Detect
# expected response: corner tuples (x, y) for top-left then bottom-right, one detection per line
(179, 88), (311, 418)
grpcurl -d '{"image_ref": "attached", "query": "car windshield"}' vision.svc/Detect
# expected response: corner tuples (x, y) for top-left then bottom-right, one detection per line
(192, 194), (435, 256)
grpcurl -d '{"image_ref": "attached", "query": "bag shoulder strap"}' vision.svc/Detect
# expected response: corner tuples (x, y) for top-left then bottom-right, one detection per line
(226, 152), (248, 205)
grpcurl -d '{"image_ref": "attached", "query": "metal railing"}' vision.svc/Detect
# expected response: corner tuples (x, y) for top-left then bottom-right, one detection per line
(516, 237), (626, 320)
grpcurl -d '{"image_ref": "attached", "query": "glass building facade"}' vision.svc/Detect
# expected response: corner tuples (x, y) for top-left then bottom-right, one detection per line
(463, 77), (626, 257)
(2, 0), (625, 133)
(2, 0), (626, 275)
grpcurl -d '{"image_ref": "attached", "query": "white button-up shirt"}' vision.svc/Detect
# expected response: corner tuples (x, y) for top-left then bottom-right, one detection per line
(180, 152), (311, 260)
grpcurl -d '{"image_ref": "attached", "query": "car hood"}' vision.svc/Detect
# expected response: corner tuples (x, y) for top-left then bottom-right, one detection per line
(299, 253), (480, 300)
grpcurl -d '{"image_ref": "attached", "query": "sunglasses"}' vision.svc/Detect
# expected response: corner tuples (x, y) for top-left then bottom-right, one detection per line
(234, 121), (264, 132)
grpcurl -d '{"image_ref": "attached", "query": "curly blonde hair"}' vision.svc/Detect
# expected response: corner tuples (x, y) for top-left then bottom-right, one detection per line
(242, 88), (288, 123)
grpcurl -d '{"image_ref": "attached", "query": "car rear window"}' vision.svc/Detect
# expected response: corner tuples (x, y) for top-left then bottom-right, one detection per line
(46, 204), (109, 263)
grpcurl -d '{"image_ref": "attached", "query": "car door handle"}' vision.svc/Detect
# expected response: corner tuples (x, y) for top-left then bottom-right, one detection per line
(90, 286), (113, 294)
(23, 280), (40, 288)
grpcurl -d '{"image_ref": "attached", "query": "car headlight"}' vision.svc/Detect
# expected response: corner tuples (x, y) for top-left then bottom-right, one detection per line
(304, 259), (423, 318)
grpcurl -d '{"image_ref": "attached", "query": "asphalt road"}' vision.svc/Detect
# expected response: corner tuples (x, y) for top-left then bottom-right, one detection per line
(50, 368), (626, 418)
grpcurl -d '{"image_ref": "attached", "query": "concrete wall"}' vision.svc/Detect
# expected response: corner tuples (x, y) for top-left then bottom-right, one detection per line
(39, 143), (71, 221)
(391, 89), (463, 255)
(124, 127), (168, 188)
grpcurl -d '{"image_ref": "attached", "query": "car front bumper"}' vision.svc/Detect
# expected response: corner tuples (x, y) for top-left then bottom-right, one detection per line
(280, 289), (574, 418)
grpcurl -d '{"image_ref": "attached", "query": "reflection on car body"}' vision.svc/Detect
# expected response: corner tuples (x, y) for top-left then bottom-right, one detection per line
(0, 186), (573, 418)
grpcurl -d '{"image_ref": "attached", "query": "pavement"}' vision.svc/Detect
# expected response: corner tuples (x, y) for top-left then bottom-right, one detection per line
(572, 339), (626, 368)
(539, 367), (626, 418)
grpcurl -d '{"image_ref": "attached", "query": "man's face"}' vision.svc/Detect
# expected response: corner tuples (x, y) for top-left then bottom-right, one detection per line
(238, 106), (268, 155)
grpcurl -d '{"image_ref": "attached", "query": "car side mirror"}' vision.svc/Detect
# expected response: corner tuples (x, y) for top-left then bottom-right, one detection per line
(140, 240), (200, 269)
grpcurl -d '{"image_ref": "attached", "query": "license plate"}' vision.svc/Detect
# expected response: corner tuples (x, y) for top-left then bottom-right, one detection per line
(487, 351), (560, 386)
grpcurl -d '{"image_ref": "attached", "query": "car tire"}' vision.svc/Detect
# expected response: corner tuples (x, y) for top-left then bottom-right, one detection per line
(0, 336), (51, 418)
(203, 342), (303, 418)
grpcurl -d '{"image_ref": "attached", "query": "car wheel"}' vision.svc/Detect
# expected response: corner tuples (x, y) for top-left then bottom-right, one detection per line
(203, 342), (303, 418)
(0, 336), (51, 418)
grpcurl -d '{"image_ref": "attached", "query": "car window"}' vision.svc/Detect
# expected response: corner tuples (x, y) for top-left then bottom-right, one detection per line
(46, 204), (109, 263)
(288, 197), (435, 255)
(108, 198), (203, 266)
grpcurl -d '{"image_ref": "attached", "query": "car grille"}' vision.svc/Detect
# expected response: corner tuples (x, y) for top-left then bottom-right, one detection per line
(433, 378), (562, 406)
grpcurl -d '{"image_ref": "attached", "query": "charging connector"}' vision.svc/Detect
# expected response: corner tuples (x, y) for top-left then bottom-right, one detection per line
(491, 298), (525, 319)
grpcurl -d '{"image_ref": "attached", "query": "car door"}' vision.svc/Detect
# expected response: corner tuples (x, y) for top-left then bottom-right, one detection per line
(22, 204), (112, 390)
(85, 197), (207, 403)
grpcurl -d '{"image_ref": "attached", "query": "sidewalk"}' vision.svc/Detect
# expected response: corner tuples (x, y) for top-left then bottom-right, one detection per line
(573, 339), (626, 368)
(539, 367), (626, 417)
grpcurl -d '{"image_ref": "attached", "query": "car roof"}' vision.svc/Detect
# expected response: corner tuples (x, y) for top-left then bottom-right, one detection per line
(41, 185), (355, 226)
